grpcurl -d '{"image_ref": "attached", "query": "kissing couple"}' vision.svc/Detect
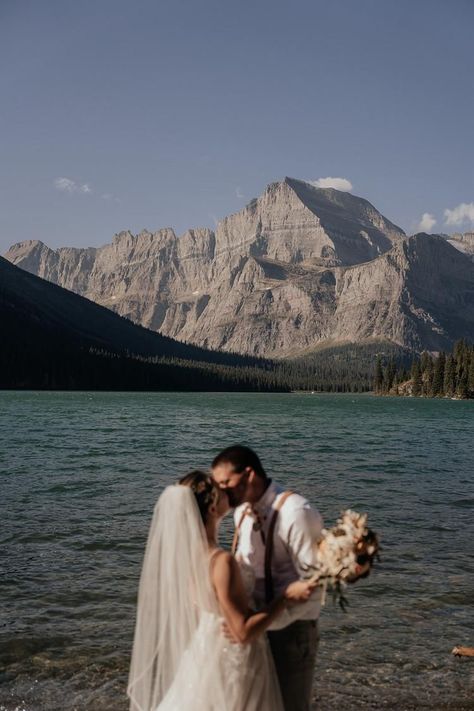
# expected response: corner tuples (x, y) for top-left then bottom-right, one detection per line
(128, 445), (324, 711)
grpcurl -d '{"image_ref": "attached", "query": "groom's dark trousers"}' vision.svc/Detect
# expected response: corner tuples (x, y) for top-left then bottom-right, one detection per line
(268, 619), (319, 711)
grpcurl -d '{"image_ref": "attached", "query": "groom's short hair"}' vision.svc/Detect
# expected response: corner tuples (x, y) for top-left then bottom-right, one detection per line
(212, 445), (267, 479)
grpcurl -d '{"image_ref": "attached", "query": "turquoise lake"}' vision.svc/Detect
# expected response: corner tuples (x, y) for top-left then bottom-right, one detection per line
(1, 391), (473, 710)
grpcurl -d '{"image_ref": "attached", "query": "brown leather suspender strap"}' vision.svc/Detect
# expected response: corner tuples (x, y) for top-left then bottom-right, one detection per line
(231, 507), (249, 556)
(231, 491), (295, 603)
(264, 491), (294, 603)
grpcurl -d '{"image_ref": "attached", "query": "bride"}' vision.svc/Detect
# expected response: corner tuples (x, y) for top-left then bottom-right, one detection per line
(127, 471), (317, 711)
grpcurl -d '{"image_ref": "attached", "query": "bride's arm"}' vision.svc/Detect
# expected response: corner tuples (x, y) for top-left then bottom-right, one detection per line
(211, 551), (315, 644)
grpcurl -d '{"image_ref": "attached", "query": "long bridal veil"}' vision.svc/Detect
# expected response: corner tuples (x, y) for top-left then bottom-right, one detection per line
(127, 485), (217, 711)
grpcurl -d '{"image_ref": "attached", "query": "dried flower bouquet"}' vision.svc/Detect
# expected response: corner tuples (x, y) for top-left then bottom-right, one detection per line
(309, 510), (380, 610)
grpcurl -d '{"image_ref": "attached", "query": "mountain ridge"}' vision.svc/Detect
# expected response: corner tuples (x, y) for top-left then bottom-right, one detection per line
(2, 254), (409, 392)
(4, 179), (474, 356)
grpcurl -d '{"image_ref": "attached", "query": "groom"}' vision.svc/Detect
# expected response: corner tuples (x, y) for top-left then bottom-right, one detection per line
(212, 445), (323, 711)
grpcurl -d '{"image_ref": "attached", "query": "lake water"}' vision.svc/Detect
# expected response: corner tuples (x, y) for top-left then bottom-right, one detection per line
(1, 391), (473, 711)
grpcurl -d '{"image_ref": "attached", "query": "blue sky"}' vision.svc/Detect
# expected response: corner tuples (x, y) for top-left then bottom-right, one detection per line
(1, 0), (473, 252)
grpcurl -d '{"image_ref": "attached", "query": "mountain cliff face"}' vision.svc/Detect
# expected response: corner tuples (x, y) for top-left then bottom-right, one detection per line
(212, 178), (404, 269)
(5, 178), (474, 356)
(333, 235), (474, 351)
(447, 232), (474, 262)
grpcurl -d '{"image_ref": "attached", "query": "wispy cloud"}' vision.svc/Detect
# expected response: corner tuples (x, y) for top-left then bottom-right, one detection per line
(236, 186), (244, 199)
(209, 213), (219, 228)
(54, 177), (120, 202)
(416, 212), (437, 233)
(444, 202), (474, 226)
(54, 177), (92, 194)
(101, 193), (120, 203)
(310, 176), (353, 192)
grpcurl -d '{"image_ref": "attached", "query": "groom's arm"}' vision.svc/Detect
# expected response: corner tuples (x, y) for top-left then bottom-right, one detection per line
(286, 503), (324, 576)
(267, 502), (324, 630)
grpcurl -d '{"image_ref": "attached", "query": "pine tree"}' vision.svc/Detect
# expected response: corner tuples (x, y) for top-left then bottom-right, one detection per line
(422, 355), (434, 396)
(457, 369), (469, 399)
(454, 339), (466, 365)
(383, 357), (396, 393)
(444, 355), (456, 397)
(432, 352), (446, 396)
(454, 340), (466, 388)
(468, 348), (474, 396)
(374, 355), (383, 393)
(411, 359), (422, 397)
(420, 351), (430, 373)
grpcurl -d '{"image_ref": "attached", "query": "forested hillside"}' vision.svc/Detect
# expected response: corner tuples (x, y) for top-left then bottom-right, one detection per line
(374, 341), (474, 399)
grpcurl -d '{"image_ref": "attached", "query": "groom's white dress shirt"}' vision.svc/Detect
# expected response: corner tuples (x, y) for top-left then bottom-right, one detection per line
(233, 481), (323, 629)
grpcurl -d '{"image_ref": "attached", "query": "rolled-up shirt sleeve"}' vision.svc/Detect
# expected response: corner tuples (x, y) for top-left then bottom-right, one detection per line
(268, 503), (324, 630)
(286, 504), (324, 577)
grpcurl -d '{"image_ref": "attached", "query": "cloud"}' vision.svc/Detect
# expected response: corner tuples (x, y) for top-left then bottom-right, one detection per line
(416, 212), (437, 232)
(444, 202), (474, 226)
(310, 176), (353, 192)
(54, 177), (76, 193)
(236, 186), (244, 199)
(54, 177), (93, 195)
(101, 193), (120, 203)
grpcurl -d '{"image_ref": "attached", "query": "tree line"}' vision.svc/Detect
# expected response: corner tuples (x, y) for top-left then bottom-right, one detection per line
(2, 315), (410, 394)
(374, 340), (474, 399)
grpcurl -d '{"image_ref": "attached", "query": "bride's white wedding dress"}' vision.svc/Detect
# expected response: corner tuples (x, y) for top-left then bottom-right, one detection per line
(128, 486), (284, 711)
(157, 561), (284, 711)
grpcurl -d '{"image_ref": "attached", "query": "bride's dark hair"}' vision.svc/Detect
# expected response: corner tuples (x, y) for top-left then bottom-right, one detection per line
(179, 470), (218, 523)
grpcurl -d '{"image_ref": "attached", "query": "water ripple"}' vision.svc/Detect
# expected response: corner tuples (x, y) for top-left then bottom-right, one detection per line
(1, 392), (473, 711)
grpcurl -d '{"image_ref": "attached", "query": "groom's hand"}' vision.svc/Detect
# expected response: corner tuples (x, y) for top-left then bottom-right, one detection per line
(284, 578), (318, 602)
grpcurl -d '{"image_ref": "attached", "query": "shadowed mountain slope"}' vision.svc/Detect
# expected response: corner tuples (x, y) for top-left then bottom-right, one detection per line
(0, 256), (283, 390)
(0, 256), (265, 366)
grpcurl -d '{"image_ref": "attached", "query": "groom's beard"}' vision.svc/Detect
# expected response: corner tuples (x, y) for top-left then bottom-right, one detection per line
(219, 471), (250, 509)
(226, 489), (242, 508)
(225, 487), (247, 508)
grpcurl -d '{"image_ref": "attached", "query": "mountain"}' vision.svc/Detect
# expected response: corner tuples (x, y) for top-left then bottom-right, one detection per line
(5, 178), (474, 355)
(332, 233), (474, 352)
(446, 232), (474, 262)
(0, 256), (281, 390)
(1, 254), (405, 392)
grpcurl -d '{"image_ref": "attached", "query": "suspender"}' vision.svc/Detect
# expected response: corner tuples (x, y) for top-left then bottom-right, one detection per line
(264, 490), (293, 602)
(231, 490), (294, 603)
(231, 507), (249, 556)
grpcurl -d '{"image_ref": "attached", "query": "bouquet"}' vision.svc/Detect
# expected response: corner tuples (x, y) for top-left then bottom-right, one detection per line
(309, 510), (379, 610)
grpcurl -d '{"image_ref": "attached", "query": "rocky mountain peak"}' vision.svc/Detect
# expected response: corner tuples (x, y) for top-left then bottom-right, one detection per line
(5, 239), (58, 274)
(4, 179), (474, 357)
(213, 176), (405, 270)
(7, 238), (50, 257)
